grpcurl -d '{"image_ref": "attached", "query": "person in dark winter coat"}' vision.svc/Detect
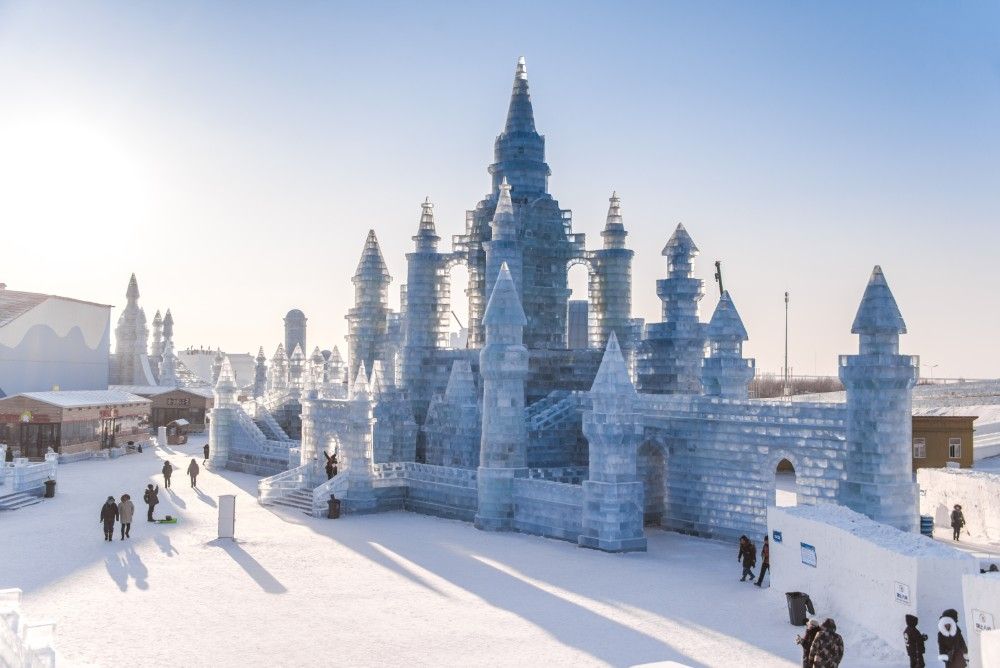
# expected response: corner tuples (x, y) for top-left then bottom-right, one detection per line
(143, 484), (159, 521)
(162, 461), (173, 488)
(937, 609), (968, 668)
(203, 443), (209, 464)
(738, 535), (757, 582)
(324, 451), (338, 480)
(118, 493), (135, 540)
(808, 618), (844, 668)
(100, 496), (119, 541)
(796, 620), (821, 668)
(187, 458), (200, 487)
(950, 505), (965, 542)
(904, 614), (927, 668)
(755, 535), (770, 586)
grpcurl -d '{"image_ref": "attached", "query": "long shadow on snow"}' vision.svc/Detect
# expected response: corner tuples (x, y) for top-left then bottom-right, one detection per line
(207, 538), (287, 594)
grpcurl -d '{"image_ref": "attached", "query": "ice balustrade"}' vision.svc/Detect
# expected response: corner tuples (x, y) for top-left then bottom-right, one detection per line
(0, 589), (57, 668)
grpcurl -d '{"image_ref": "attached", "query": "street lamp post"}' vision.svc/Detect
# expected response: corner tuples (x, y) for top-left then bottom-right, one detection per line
(783, 291), (790, 397)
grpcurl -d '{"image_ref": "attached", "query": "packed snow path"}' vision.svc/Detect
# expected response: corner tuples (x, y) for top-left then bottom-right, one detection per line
(1, 436), (904, 667)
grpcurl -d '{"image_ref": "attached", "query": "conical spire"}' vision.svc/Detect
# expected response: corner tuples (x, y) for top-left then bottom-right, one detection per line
(350, 361), (370, 400)
(290, 343), (305, 361)
(413, 197), (440, 251)
(444, 359), (477, 403)
(126, 274), (140, 303)
(214, 355), (238, 406)
(706, 291), (748, 343)
(329, 346), (343, 365)
(591, 332), (635, 397)
(662, 223), (698, 257)
(256, 346), (267, 363)
(152, 310), (162, 327)
(851, 265), (906, 335)
(602, 191), (628, 249)
(354, 230), (390, 281)
(483, 263), (527, 327)
(491, 178), (517, 241)
(162, 309), (174, 340)
(504, 56), (535, 134)
(273, 343), (287, 361)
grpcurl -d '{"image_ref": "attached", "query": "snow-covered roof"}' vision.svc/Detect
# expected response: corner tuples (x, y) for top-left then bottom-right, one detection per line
(110, 385), (214, 400)
(9, 389), (151, 408)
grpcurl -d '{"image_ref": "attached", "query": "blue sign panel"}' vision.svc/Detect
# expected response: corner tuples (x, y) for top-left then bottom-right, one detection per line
(772, 530), (782, 543)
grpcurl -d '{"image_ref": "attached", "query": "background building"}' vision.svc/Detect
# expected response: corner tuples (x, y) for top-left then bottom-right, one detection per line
(0, 284), (111, 396)
(912, 415), (976, 470)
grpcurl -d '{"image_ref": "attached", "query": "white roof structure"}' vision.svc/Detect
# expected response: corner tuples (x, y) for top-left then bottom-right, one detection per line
(10, 390), (151, 409)
(110, 385), (214, 400)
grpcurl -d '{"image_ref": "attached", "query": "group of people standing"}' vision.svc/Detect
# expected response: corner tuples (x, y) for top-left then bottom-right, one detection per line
(160, 457), (202, 489)
(737, 534), (770, 587)
(795, 618), (844, 668)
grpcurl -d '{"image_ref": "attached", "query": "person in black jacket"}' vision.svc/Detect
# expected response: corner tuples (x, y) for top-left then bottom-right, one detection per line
(161, 460), (173, 488)
(99, 496), (119, 541)
(904, 614), (927, 668)
(143, 484), (159, 522)
(755, 535), (770, 586)
(795, 619), (820, 668)
(738, 535), (757, 582)
(950, 505), (966, 542)
(187, 458), (200, 487)
(937, 609), (968, 668)
(203, 443), (209, 464)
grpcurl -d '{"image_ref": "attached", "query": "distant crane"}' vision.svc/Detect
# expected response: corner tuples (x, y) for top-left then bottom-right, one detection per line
(451, 311), (465, 331)
(713, 260), (725, 297)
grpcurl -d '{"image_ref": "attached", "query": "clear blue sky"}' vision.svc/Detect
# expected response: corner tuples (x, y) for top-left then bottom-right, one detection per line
(1, 1), (998, 378)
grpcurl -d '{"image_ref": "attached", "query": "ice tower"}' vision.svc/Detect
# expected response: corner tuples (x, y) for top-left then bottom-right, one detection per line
(839, 266), (919, 532)
(701, 291), (754, 399)
(111, 274), (156, 385)
(347, 230), (391, 383)
(588, 191), (634, 352)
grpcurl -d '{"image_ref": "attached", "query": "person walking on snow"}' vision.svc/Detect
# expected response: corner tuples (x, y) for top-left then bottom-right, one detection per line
(755, 535), (770, 586)
(738, 535), (757, 582)
(187, 458), (200, 487)
(795, 619), (821, 668)
(950, 505), (965, 542)
(937, 609), (968, 668)
(904, 614), (928, 668)
(118, 493), (134, 540)
(99, 496), (118, 541)
(162, 460), (173, 488)
(143, 483), (159, 522)
(203, 443), (209, 464)
(808, 618), (844, 667)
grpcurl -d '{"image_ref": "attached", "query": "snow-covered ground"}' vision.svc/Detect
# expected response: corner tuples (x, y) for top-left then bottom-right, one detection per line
(1, 436), (906, 667)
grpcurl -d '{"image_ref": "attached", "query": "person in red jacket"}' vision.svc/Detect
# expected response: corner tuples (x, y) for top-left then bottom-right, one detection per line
(755, 535), (770, 587)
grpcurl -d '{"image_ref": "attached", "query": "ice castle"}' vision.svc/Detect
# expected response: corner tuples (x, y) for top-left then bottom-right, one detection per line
(210, 58), (920, 551)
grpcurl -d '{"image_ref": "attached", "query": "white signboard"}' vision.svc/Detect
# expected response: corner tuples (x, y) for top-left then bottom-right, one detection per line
(973, 609), (996, 633)
(894, 582), (911, 606)
(800, 542), (817, 567)
(218, 494), (236, 539)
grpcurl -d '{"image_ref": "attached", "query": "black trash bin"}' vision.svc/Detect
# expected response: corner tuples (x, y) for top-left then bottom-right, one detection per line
(785, 592), (815, 626)
(327, 495), (341, 519)
(43, 479), (56, 498)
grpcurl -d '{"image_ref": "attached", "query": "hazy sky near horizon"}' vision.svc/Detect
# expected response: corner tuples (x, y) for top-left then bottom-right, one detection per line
(1, 2), (998, 378)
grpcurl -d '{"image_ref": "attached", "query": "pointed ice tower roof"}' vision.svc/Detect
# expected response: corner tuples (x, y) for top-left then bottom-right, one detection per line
(126, 273), (140, 303)
(504, 56), (536, 135)
(256, 346), (267, 363)
(590, 332), (635, 396)
(152, 310), (162, 326)
(215, 355), (235, 387)
(601, 191), (628, 249)
(662, 223), (699, 258)
(162, 309), (174, 340)
(413, 197), (440, 251)
(290, 343), (305, 361)
(329, 346), (343, 365)
(350, 362), (370, 400)
(445, 359), (477, 403)
(273, 343), (287, 361)
(491, 178), (517, 241)
(369, 360), (385, 400)
(353, 229), (391, 283)
(706, 291), (748, 342)
(483, 263), (527, 327)
(310, 346), (325, 364)
(851, 265), (907, 335)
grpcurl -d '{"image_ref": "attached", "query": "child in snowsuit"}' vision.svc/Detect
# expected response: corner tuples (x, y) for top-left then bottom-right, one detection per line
(118, 493), (134, 540)
(738, 535), (757, 582)
(755, 535), (770, 586)
(99, 496), (118, 541)
(950, 505), (965, 542)
(143, 484), (159, 521)
(808, 618), (844, 667)
(937, 609), (968, 668)
(795, 619), (820, 668)
(187, 458), (200, 487)
(162, 460), (173, 488)
(904, 614), (927, 668)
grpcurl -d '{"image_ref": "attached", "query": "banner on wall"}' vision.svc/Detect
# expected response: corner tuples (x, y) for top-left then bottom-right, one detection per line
(800, 542), (817, 567)
(894, 582), (911, 605)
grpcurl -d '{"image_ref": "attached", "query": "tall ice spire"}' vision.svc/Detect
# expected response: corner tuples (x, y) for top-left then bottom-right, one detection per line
(490, 56), (549, 194)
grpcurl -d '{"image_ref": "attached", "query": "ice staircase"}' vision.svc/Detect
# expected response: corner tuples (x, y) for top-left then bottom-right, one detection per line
(267, 488), (314, 512)
(527, 391), (585, 431)
(258, 464), (313, 514)
(0, 491), (42, 511)
(244, 401), (291, 441)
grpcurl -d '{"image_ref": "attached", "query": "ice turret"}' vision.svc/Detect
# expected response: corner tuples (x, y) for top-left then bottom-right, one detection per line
(476, 263), (529, 532)
(150, 310), (164, 366)
(637, 223), (706, 394)
(268, 343), (288, 393)
(211, 348), (225, 384)
(424, 359), (481, 468)
(489, 57), (550, 194)
(589, 191), (635, 354)
(158, 338), (178, 387)
(288, 343), (306, 391)
(284, 309), (307, 356)
(253, 346), (267, 399)
(484, 178), (523, 302)
(214, 356), (238, 407)
(112, 273), (156, 385)
(580, 332), (646, 552)
(126, 273), (140, 303)
(347, 230), (391, 383)
(839, 266), (919, 532)
(701, 292), (754, 399)
(413, 197), (440, 252)
(162, 309), (174, 342)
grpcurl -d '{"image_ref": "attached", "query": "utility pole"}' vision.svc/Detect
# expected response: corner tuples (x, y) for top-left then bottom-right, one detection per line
(714, 260), (724, 297)
(783, 292), (790, 396)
